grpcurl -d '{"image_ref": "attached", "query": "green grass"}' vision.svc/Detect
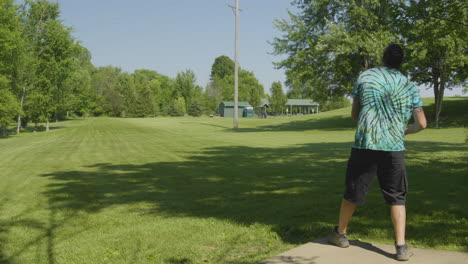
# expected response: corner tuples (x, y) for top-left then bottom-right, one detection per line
(0, 99), (467, 264)
(421, 97), (468, 127)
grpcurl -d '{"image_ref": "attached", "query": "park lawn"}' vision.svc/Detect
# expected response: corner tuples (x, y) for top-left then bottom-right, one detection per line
(0, 99), (467, 264)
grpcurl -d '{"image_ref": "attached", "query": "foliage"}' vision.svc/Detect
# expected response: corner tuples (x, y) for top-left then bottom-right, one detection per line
(401, 0), (467, 128)
(22, 0), (78, 128)
(90, 66), (123, 116)
(0, 77), (21, 133)
(188, 100), (203, 117)
(206, 56), (265, 111)
(175, 69), (197, 112)
(170, 97), (186, 116)
(273, 0), (467, 124)
(62, 45), (94, 116)
(0, 0), (29, 133)
(272, 0), (396, 104)
(269, 81), (287, 114)
(317, 96), (351, 112)
(210, 55), (235, 80)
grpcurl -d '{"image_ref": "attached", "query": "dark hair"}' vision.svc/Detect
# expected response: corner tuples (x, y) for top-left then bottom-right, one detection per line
(383, 44), (404, 69)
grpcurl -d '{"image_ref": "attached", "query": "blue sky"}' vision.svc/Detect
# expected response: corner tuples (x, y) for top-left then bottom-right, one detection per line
(55, 0), (294, 94)
(51, 0), (464, 97)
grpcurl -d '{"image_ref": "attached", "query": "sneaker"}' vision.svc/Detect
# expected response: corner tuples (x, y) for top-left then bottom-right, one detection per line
(395, 243), (413, 261)
(328, 226), (349, 248)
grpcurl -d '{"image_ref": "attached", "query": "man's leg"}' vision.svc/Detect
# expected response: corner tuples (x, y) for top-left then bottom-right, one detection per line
(329, 199), (356, 248)
(391, 205), (406, 244)
(338, 199), (357, 233)
(329, 148), (375, 248)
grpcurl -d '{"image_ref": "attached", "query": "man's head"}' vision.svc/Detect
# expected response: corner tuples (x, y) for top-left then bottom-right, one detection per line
(383, 44), (404, 69)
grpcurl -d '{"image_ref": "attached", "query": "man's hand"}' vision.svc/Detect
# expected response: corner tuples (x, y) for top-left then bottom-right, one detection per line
(405, 107), (427, 135)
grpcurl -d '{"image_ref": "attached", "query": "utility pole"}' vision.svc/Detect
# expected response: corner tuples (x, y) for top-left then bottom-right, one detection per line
(229, 0), (240, 129)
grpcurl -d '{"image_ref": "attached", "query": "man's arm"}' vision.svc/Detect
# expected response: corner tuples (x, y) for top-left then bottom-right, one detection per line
(351, 97), (360, 122)
(405, 107), (427, 135)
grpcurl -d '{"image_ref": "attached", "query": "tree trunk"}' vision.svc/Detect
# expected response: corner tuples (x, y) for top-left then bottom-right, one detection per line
(46, 120), (49, 132)
(17, 115), (22, 134)
(34, 122), (38, 132)
(55, 111), (58, 123)
(435, 75), (446, 129)
(16, 85), (27, 134)
(432, 69), (440, 128)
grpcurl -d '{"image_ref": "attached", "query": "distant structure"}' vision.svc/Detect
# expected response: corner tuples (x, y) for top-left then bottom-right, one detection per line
(285, 99), (319, 115)
(218, 99), (319, 118)
(219, 101), (254, 118)
(260, 99), (319, 116)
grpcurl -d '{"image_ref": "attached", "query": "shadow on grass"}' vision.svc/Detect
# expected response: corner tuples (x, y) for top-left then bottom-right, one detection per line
(35, 141), (468, 252)
(0, 198), (86, 264)
(230, 116), (355, 132)
(0, 124), (66, 139)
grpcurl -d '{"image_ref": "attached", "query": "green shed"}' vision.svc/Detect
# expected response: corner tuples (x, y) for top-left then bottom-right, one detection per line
(219, 101), (253, 118)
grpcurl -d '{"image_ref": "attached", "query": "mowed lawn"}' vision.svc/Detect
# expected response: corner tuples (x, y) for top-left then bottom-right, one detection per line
(1, 98), (467, 264)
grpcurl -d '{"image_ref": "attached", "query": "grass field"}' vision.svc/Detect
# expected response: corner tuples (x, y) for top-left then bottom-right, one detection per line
(1, 98), (467, 264)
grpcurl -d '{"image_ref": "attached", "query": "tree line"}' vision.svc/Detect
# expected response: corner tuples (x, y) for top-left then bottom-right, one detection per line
(272, 0), (467, 128)
(0, 0), (297, 136)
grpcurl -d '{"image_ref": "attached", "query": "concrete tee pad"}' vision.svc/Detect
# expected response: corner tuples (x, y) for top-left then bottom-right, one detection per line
(259, 238), (468, 264)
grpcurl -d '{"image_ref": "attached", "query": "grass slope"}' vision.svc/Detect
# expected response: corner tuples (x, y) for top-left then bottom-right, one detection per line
(421, 97), (468, 127)
(0, 100), (467, 264)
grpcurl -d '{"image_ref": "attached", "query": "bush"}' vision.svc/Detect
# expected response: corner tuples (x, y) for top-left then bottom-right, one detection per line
(188, 101), (202, 117)
(169, 97), (186, 117)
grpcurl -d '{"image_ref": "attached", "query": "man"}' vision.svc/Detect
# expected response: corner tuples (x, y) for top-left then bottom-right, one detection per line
(328, 44), (427, 261)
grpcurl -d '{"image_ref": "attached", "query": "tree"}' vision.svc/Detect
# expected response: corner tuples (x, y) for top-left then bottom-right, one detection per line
(273, 1), (467, 117)
(210, 55), (235, 80)
(0, 0), (29, 133)
(155, 74), (175, 116)
(188, 100), (202, 117)
(91, 66), (123, 116)
(203, 82), (223, 115)
(207, 56), (265, 109)
(23, 0), (77, 130)
(118, 72), (136, 117)
(271, 0), (397, 105)
(401, 0), (467, 128)
(174, 69), (197, 112)
(170, 97), (186, 117)
(131, 69), (160, 117)
(0, 76), (21, 136)
(269, 81), (287, 114)
(62, 44), (94, 117)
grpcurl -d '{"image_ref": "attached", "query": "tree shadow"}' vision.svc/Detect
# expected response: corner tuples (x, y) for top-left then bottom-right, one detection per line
(231, 116), (355, 132)
(37, 141), (468, 251)
(0, 124), (66, 139)
(0, 198), (86, 264)
(258, 255), (318, 264)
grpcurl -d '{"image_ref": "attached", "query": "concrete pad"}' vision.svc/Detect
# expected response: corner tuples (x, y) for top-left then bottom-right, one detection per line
(259, 238), (468, 264)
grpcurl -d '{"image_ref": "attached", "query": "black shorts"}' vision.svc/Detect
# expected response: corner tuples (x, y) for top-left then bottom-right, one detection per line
(343, 148), (408, 205)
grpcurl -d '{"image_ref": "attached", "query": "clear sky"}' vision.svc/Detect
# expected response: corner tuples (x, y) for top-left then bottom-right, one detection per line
(54, 0), (294, 94)
(50, 0), (464, 97)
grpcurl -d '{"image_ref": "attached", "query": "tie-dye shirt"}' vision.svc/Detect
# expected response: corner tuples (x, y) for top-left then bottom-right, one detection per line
(351, 67), (423, 151)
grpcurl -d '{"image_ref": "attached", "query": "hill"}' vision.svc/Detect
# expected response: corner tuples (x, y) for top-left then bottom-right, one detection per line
(421, 97), (468, 128)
